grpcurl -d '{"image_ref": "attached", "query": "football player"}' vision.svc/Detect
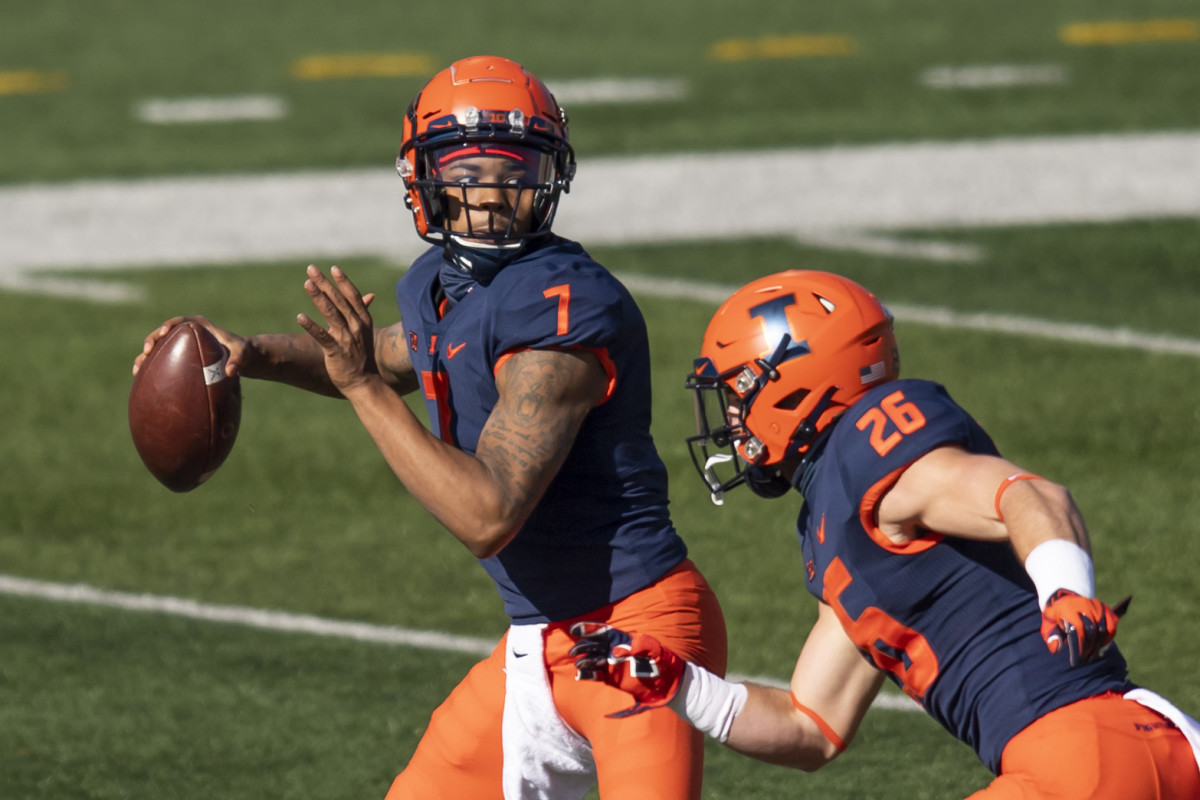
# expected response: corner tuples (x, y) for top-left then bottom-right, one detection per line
(134, 56), (726, 798)
(570, 270), (1200, 798)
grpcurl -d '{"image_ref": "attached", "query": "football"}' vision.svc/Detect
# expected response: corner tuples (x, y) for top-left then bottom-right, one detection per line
(129, 321), (242, 492)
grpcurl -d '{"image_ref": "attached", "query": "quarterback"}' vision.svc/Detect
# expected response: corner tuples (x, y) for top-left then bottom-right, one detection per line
(571, 270), (1200, 798)
(135, 56), (726, 798)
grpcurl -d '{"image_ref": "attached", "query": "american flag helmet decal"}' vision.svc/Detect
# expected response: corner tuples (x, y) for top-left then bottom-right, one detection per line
(860, 361), (888, 384)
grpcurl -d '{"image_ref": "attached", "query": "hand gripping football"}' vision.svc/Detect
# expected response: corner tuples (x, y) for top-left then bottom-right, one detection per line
(129, 321), (242, 492)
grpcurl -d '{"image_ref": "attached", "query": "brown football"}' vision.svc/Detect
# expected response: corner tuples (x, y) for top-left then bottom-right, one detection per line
(129, 321), (242, 492)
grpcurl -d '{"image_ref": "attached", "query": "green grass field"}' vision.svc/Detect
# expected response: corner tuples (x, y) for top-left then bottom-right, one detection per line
(3, 1), (1200, 797)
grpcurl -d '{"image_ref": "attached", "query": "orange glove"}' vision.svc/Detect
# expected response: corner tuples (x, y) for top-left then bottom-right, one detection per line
(568, 622), (685, 718)
(1040, 589), (1130, 667)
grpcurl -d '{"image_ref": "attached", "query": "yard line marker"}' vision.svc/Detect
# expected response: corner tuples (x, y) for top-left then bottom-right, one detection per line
(0, 572), (919, 712)
(921, 64), (1068, 90)
(710, 34), (857, 62)
(0, 69), (68, 95)
(291, 53), (433, 80)
(136, 95), (289, 125)
(1061, 19), (1199, 45)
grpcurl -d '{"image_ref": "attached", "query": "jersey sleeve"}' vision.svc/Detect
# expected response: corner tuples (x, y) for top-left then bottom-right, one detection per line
(489, 263), (629, 356)
(833, 380), (1000, 512)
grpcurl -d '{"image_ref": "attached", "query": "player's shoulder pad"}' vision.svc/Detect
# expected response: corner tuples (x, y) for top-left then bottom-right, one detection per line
(831, 378), (996, 488)
(488, 240), (637, 350)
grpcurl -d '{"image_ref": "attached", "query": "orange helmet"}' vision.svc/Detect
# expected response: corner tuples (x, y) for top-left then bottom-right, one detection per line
(396, 55), (575, 244)
(686, 270), (899, 502)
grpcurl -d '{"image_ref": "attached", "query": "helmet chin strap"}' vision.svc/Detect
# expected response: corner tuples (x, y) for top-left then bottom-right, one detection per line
(784, 387), (841, 497)
(788, 385), (840, 454)
(789, 427), (834, 497)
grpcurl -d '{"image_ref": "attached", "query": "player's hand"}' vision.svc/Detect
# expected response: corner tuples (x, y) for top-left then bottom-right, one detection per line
(298, 265), (378, 392)
(568, 623), (685, 718)
(1040, 589), (1130, 667)
(133, 315), (247, 378)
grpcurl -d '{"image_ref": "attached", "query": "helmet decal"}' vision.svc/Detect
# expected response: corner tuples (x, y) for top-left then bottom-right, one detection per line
(747, 295), (813, 366)
(686, 270), (899, 503)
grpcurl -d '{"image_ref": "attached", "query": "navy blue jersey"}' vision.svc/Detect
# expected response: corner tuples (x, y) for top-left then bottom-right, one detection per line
(797, 378), (1131, 773)
(395, 237), (687, 623)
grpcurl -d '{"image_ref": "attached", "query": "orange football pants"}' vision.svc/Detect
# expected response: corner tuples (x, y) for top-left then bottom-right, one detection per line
(384, 559), (727, 799)
(968, 693), (1200, 799)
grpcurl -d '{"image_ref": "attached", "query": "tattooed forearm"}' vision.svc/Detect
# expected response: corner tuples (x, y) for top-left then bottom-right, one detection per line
(375, 323), (418, 392)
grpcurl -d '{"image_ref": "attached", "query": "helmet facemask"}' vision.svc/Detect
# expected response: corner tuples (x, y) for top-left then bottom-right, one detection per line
(397, 56), (577, 248)
(686, 334), (836, 505)
(398, 136), (570, 247)
(685, 363), (751, 505)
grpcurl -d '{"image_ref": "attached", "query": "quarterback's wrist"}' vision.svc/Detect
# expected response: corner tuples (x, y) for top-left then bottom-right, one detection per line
(237, 334), (275, 379)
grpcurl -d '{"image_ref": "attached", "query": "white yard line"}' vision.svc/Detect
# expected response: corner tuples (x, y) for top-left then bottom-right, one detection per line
(920, 64), (1068, 90)
(3, 131), (1198, 274)
(3, 132), (1200, 355)
(547, 77), (688, 104)
(2, 130), (1199, 355)
(618, 273), (1200, 358)
(0, 572), (920, 711)
(0, 573), (494, 655)
(136, 95), (290, 125)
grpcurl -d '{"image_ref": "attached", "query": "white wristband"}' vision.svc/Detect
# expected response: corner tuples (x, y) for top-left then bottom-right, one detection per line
(668, 661), (748, 743)
(1023, 539), (1094, 609)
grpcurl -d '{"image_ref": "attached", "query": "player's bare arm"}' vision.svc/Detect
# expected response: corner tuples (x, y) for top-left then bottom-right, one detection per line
(876, 445), (1090, 560)
(725, 603), (884, 770)
(470, 347), (609, 550)
(879, 439), (1120, 665)
(133, 290), (417, 398)
(301, 264), (607, 557)
(373, 322), (419, 393)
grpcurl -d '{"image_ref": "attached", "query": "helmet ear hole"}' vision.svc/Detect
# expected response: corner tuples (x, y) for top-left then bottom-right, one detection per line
(773, 388), (809, 412)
